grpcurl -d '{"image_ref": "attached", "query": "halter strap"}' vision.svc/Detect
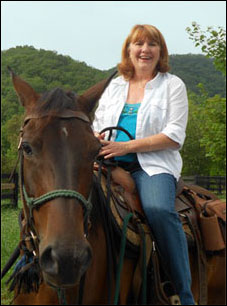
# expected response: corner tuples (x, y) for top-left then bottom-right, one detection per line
(22, 185), (92, 214)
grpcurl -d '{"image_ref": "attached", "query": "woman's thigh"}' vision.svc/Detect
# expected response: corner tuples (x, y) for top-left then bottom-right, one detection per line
(131, 171), (177, 216)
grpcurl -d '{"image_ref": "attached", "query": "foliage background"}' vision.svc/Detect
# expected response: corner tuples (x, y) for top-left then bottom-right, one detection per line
(1, 45), (226, 176)
(1, 23), (226, 305)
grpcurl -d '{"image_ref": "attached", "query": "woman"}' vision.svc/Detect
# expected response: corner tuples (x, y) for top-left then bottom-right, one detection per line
(93, 24), (195, 305)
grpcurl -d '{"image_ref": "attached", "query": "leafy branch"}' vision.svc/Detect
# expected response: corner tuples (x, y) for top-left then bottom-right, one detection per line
(186, 22), (226, 76)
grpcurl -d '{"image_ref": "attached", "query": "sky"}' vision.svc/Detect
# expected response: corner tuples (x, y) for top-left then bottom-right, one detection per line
(1, 1), (226, 70)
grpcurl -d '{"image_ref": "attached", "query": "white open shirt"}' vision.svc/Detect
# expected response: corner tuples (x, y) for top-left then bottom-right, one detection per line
(92, 72), (188, 181)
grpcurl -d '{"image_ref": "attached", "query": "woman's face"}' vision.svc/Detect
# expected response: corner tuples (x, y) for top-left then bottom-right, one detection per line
(128, 38), (161, 74)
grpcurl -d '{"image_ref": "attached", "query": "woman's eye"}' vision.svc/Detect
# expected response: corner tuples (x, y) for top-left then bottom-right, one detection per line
(22, 142), (33, 155)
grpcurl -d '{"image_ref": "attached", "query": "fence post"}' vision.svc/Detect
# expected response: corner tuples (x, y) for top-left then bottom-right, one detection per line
(195, 175), (199, 186)
(1, 172), (19, 207)
(13, 173), (18, 207)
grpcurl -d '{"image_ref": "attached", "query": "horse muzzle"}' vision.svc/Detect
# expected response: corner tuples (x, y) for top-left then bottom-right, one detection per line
(39, 241), (92, 287)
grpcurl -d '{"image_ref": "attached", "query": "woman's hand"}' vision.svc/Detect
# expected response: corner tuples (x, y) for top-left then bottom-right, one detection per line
(99, 140), (130, 159)
(95, 132), (179, 160)
(94, 131), (105, 140)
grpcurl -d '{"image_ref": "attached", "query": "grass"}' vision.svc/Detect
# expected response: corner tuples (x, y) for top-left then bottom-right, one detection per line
(219, 193), (226, 201)
(1, 200), (22, 305)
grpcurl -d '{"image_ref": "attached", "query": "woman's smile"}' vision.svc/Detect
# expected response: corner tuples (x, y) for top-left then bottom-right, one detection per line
(129, 39), (160, 72)
(139, 55), (152, 60)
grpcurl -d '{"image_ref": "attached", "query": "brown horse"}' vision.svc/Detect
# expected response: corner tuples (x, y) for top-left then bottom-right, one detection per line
(7, 70), (138, 305)
(6, 70), (226, 305)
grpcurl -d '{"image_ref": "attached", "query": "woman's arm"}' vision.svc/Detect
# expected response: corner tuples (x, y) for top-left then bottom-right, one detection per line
(99, 133), (179, 159)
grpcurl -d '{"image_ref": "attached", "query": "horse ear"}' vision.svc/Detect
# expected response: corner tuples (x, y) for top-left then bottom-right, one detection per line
(80, 70), (118, 114)
(8, 66), (40, 111)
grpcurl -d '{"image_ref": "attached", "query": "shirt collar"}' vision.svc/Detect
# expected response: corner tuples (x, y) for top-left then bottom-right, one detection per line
(112, 72), (162, 89)
(145, 72), (161, 89)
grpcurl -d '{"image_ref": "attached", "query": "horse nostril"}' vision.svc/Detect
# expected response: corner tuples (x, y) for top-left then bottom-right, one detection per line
(80, 246), (92, 268)
(75, 245), (92, 276)
(40, 243), (92, 286)
(40, 246), (59, 276)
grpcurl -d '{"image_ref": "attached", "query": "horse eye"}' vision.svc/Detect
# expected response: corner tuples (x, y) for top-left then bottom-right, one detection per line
(22, 142), (33, 155)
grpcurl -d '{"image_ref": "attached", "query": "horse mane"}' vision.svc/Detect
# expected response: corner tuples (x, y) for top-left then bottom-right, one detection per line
(34, 88), (79, 115)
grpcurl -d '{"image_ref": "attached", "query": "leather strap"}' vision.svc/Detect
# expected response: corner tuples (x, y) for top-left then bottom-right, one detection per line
(185, 211), (207, 305)
(177, 191), (208, 305)
(23, 110), (90, 125)
(132, 225), (152, 303)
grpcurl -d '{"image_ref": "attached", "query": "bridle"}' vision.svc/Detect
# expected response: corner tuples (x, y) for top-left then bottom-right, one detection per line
(19, 109), (93, 252)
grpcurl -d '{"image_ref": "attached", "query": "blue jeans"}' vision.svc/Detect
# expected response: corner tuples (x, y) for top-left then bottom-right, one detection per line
(131, 171), (195, 305)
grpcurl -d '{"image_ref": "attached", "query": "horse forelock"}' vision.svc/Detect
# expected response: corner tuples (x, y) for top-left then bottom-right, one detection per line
(34, 88), (79, 116)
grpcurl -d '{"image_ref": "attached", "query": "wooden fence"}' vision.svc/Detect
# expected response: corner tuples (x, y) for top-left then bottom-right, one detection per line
(1, 173), (225, 206)
(182, 175), (226, 195)
(1, 173), (19, 207)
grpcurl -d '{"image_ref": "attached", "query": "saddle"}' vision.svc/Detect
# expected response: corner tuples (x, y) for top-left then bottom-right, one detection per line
(96, 165), (226, 251)
(94, 165), (226, 305)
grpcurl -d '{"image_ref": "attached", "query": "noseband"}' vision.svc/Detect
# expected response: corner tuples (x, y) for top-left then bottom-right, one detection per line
(19, 110), (93, 244)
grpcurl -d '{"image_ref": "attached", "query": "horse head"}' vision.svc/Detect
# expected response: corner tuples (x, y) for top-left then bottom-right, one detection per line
(9, 67), (116, 289)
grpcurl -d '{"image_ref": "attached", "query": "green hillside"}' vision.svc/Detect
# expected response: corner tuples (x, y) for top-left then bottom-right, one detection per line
(2, 45), (225, 124)
(168, 54), (226, 97)
(1, 46), (111, 123)
(1, 46), (226, 176)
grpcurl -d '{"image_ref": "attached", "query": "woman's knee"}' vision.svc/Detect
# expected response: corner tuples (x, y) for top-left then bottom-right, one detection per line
(143, 204), (174, 221)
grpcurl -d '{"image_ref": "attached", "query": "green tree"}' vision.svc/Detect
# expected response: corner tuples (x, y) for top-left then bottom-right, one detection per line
(186, 22), (226, 76)
(182, 86), (226, 176)
(183, 23), (226, 176)
(199, 95), (226, 175)
(181, 90), (212, 175)
(1, 114), (23, 173)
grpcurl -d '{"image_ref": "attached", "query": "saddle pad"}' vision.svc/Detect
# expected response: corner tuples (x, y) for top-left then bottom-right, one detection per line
(95, 172), (151, 248)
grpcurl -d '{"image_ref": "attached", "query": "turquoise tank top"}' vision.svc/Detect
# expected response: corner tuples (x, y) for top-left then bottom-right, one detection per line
(115, 103), (141, 162)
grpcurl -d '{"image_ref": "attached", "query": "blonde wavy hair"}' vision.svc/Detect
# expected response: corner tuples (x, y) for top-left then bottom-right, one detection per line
(117, 24), (170, 80)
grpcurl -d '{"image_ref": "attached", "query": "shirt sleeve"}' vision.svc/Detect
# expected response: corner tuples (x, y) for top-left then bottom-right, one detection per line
(161, 76), (188, 149)
(92, 86), (109, 133)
